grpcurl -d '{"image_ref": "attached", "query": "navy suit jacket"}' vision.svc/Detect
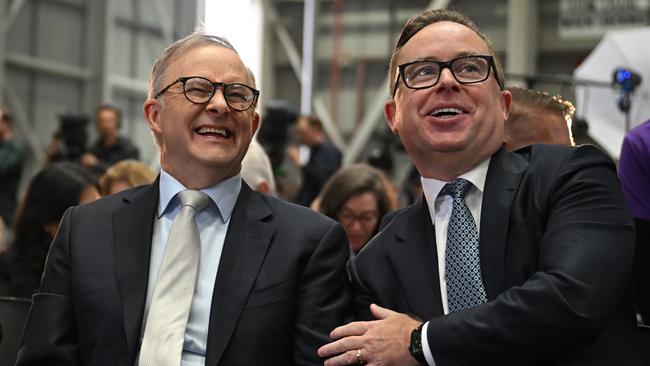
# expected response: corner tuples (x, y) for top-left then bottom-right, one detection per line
(17, 181), (351, 365)
(351, 145), (640, 365)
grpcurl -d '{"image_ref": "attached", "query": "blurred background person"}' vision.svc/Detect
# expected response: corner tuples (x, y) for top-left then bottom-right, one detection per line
(256, 101), (299, 200)
(0, 162), (100, 298)
(81, 104), (140, 175)
(98, 159), (156, 196)
(287, 115), (341, 206)
(241, 139), (277, 196)
(256, 100), (297, 176)
(0, 107), (25, 231)
(619, 119), (650, 324)
(504, 86), (575, 151)
(316, 164), (397, 254)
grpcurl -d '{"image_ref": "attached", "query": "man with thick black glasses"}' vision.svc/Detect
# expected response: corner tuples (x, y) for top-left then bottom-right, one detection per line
(319, 9), (639, 366)
(16, 33), (351, 366)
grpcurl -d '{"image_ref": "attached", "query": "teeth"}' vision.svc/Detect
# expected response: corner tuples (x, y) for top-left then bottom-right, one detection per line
(197, 127), (228, 137)
(431, 107), (463, 117)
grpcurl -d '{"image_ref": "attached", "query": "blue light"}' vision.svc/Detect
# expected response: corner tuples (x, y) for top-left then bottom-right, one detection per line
(616, 69), (632, 83)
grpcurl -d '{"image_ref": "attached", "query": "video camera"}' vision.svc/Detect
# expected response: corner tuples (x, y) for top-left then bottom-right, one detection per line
(54, 113), (89, 161)
(612, 67), (642, 113)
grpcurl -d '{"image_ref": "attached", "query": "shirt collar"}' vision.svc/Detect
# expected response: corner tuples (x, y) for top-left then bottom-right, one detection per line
(420, 156), (491, 203)
(158, 170), (241, 223)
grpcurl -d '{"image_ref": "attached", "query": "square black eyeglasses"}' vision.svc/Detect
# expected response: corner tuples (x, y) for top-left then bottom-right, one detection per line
(393, 55), (502, 96)
(154, 76), (260, 111)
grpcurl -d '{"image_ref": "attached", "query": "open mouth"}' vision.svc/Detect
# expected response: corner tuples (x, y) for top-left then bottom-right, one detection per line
(196, 126), (232, 138)
(429, 107), (464, 118)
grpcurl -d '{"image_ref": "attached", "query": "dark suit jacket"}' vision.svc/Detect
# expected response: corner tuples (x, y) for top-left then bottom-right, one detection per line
(16, 181), (351, 365)
(350, 145), (640, 365)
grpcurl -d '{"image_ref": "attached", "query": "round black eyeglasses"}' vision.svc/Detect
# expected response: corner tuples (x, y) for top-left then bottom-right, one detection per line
(154, 76), (260, 111)
(393, 55), (502, 96)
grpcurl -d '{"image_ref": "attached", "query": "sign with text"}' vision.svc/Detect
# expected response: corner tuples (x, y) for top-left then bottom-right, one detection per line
(559, 0), (650, 39)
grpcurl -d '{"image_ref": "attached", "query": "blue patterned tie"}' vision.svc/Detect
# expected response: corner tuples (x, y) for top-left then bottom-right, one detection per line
(441, 178), (487, 312)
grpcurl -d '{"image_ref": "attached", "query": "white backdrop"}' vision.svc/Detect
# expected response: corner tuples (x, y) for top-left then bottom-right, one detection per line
(204, 0), (264, 93)
(574, 27), (650, 159)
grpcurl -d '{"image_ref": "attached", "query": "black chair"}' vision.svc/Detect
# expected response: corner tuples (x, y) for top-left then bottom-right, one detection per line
(0, 296), (30, 366)
(638, 324), (650, 366)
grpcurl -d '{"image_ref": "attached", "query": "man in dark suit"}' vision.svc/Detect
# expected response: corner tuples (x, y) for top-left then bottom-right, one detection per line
(287, 115), (342, 206)
(16, 33), (350, 366)
(319, 9), (639, 366)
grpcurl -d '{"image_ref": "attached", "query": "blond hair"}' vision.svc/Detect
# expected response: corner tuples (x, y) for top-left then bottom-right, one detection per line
(99, 160), (156, 196)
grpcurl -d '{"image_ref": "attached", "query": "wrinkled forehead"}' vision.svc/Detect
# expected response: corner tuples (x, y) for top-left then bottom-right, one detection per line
(399, 21), (492, 63)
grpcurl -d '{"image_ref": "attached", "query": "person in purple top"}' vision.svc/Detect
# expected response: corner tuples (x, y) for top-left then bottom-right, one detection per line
(619, 119), (650, 324)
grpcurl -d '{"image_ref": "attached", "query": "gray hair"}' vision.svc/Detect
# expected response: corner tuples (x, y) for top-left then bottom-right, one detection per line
(148, 33), (241, 99)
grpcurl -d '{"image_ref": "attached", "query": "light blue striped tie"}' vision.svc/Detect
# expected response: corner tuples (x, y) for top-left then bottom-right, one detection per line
(441, 178), (487, 312)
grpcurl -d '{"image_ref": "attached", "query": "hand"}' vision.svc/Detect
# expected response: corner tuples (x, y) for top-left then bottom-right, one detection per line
(318, 304), (423, 366)
(80, 153), (98, 167)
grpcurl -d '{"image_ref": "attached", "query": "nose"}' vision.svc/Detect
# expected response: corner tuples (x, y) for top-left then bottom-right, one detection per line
(348, 220), (364, 233)
(436, 67), (461, 90)
(205, 88), (230, 114)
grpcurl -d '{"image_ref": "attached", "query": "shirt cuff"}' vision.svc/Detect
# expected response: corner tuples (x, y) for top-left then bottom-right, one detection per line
(421, 321), (436, 366)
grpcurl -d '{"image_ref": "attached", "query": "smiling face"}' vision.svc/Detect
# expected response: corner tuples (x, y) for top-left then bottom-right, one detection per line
(385, 21), (511, 181)
(144, 44), (260, 189)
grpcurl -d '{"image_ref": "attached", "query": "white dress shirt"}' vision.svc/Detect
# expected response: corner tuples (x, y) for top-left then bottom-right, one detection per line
(418, 157), (491, 366)
(140, 170), (240, 366)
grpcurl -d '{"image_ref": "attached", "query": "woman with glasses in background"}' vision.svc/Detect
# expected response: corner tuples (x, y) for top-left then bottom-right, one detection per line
(316, 164), (397, 255)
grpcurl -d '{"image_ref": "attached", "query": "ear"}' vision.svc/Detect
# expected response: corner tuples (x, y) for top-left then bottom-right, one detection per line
(500, 89), (512, 122)
(251, 110), (260, 135)
(384, 99), (399, 134)
(143, 98), (162, 136)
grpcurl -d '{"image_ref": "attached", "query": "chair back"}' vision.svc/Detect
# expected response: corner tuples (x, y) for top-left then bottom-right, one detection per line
(0, 296), (31, 366)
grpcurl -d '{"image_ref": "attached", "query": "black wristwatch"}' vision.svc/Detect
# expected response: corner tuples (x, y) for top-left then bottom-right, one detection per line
(409, 322), (427, 364)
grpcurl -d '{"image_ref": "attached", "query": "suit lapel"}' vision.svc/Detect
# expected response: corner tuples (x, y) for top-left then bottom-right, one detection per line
(113, 179), (159, 358)
(479, 147), (527, 299)
(388, 198), (444, 318)
(205, 184), (274, 366)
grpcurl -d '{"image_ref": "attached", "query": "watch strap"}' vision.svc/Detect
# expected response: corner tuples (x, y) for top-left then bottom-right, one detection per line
(409, 322), (427, 364)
